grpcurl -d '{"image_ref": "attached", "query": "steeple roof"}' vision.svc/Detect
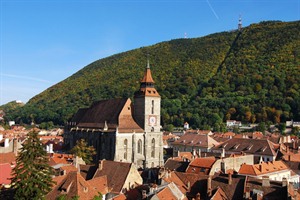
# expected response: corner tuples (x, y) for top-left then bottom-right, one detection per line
(140, 60), (155, 84)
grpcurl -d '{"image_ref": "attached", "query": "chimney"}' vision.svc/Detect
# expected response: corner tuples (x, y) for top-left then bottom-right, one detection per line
(187, 181), (191, 191)
(4, 138), (9, 147)
(207, 176), (212, 197)
(293, 141), (296, 150)
(193, 149), (196, 157)
(49, 143), (53, 153)
(198, 149), (201, 157)
(98, 160), (104, 171)
(228, 173), (232, 185)
(178, 150), (180, 157)
(282, 177), (288, 187)
(262, 176), (270, 187)
(221, 148), (225, 158)
(245, 186), (250, 199)
(13, 139), (18, 156)
(221, 160), (226, 174)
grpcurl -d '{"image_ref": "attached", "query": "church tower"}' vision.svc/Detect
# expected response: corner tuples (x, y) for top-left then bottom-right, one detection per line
(134, 60), (163, 168)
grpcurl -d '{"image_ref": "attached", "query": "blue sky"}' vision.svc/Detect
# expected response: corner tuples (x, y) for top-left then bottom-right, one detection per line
(1, 0), (299, 105)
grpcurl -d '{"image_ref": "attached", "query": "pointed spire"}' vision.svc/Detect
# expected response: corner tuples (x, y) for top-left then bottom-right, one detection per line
(147, 55), (150, 69)
(134, 57), (160, 97)
(141, 58), (154, 84)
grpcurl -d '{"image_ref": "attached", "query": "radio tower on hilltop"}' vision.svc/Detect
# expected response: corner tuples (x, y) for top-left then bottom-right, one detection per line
(238, 15), (242, 31)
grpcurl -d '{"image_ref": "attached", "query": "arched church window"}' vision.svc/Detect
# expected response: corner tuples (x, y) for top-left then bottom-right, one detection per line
(138, 139), (142, 154)
(124, 139), (128, 160)
(151, 138), (155, 158)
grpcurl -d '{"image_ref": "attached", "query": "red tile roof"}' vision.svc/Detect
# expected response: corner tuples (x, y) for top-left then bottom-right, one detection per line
(0, 152), (16, 164)
(186, 157), (216, 174)
(0, 163), (12, 184)
(156, 186), (178, 200)
(173, 133), (219, 148)
(93, 160), (132, 193)
(212, 138), (277, 156)
(239, 161), (289, 176)
(46, 171), (99, 200)
(48, 153), (74, 166)
(211, 186), (229, 200)
(87, 175), (109, 195)
(163, 171), (188, 194)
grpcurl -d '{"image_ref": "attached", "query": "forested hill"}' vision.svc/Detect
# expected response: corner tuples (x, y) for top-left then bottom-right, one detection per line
(4, 20), (300, 130)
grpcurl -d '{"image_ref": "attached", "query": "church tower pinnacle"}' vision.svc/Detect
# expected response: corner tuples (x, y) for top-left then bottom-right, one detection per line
(136, 60), (159, 97)
(133, 59), (163, 168)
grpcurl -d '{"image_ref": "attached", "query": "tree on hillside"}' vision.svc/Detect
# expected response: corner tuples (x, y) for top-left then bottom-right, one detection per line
(11, 129), (54, 199)
(70, 139), (96, 164)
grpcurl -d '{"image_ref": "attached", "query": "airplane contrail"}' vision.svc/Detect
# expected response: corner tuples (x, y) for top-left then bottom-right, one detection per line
(1, 73), (53, 84)
(206, 0), (219, 20)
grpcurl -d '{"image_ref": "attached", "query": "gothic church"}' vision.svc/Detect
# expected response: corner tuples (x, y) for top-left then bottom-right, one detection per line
(64, 62), (163, 168)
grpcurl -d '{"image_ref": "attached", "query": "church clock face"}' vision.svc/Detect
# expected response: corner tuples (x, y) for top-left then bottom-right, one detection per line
(149, 116), (156, 126)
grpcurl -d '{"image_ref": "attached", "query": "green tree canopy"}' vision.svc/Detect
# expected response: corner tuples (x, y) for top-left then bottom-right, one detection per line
(70, 139), (96, 164)
(11, 129), (55, 199)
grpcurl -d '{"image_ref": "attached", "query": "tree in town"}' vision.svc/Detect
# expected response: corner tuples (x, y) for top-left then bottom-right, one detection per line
(70, 139), (96, 164)
(11, 129), (55, 199)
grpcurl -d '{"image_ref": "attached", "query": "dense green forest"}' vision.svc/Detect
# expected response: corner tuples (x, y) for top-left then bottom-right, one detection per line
(2, 20), (300, 130)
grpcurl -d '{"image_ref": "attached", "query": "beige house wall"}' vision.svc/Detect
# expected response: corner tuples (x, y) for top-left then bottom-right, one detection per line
(210, 155), (254, 175)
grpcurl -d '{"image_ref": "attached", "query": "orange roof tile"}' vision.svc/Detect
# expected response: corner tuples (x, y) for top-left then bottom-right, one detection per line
(188, 157), (216, 169)
(46, 171), (99, 200)
(87, 175), (109, 195)
(0, 152), (16, 164)
(156, 186), (178, 200)
(239, 161), (289, 176)
(163, 171), (188, 194)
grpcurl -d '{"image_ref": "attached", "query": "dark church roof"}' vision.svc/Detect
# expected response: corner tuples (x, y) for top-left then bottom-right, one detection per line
(70, 98), (143, 133)
(74, 98), (127, 127)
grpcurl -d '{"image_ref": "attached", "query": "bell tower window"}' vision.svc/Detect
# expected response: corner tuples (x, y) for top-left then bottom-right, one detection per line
(151, 100), (154, 114)
(151, 138), (155, 158)
(124, 139), (128, 160)
(138, 139), (142, 154)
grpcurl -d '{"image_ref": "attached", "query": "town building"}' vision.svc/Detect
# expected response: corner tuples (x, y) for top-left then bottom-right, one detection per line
(64, 62), (163, 168)
(172, 130), (219, 157)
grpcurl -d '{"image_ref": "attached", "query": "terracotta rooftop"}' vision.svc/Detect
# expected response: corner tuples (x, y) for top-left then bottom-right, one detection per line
(156, 184), (180, 200)
(87, 175), (109, 195)
(212, 138), (277, 156)
(239, 161), (289, 176)
(186, 157), (216, 174)
(163, 171), (188, 194)
(0, 163), (12, 185)
(93, 160), (132, 193)
(0, 152), (16, 164)
(210, 186), (229, 200)
(173, 133), (219, 148)
(112, 194), (127, 200)
(48, 153), (74, 166)
(46, 171), (99, 200)
(282, 153), (300, 162)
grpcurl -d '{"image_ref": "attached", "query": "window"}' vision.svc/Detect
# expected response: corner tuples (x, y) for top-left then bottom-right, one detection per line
(138, 139), (142, 154)
(151, 100), (154, 114)
(124, 139), (128, 160)
(151, 138), (155, 158)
